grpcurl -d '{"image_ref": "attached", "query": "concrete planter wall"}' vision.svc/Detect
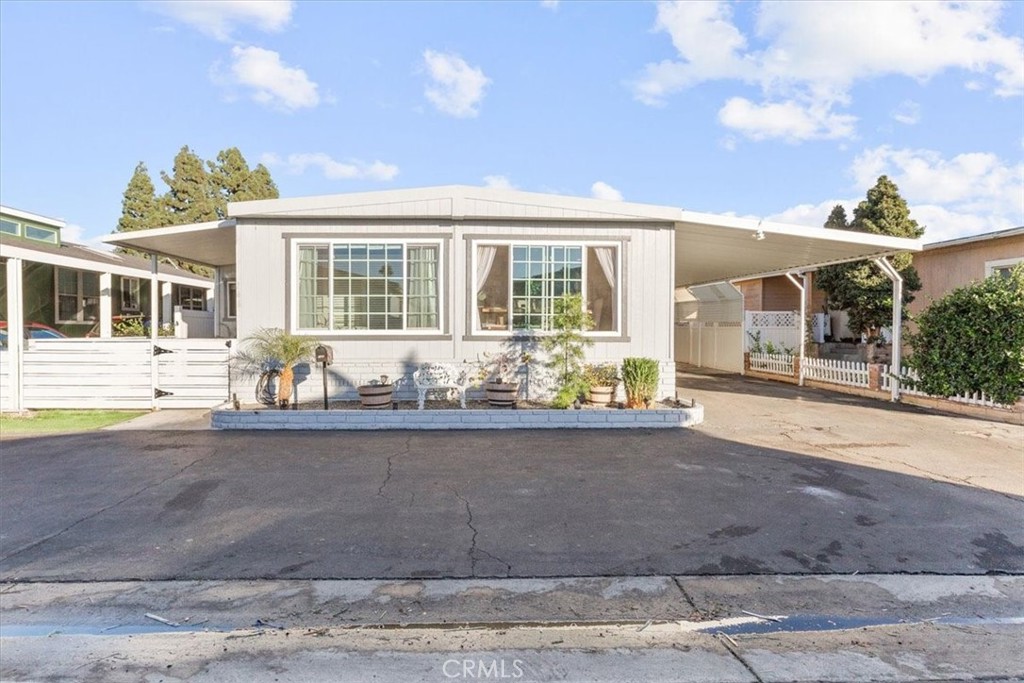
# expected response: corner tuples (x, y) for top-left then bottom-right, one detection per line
(212, 404), (703, 430)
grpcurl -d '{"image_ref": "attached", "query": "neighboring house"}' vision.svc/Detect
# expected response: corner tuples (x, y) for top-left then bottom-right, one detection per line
(104, 186), (921, 395)
(908, 227), (1024, 319)
(0, 205), (214, 340)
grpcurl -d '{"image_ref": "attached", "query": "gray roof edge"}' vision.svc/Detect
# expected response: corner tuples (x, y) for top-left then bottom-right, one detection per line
(923, 226), (1024, 250)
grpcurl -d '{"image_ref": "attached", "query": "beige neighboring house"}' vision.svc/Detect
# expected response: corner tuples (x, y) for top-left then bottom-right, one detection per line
(908, 226), (1024, 319)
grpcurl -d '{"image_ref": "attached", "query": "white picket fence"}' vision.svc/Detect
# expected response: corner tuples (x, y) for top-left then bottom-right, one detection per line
(803, 357), (870, 388)
(880, 365), (1011, 408)
(750, 351), (1017, 409)
(748, 352), (795, 376)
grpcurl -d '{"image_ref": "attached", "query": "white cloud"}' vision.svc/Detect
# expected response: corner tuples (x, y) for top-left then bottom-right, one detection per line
(891, 100), (921, 125)
(634, 1), (1023, 139)
(540, 0), (560, 9)
(224, 45), (319, 111)
(591, 181), (623, 201)
(718, 97), (856, 142)
(764, 198), (856, 228)
(483, 175), (516, 190)
(762, 145), (1023, 242)
(262, 152), (399, 181)
(422, 50), (490, 118)
(851, 145), (1023, 217)
(150, 0), (294, 41)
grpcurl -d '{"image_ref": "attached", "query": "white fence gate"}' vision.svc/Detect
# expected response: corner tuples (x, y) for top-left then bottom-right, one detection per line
(12, 338), (232, 410)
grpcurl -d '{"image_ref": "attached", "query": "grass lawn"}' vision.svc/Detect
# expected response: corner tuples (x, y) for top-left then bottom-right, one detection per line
(0, 410), (145, 437)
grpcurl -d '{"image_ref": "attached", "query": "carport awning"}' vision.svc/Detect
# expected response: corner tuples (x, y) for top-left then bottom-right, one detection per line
(101, 220), (236, 268)
(675, 211), (922, 288)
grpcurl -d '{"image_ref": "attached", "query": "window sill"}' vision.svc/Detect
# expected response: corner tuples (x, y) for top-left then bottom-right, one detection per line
(462, 333), (631, 343)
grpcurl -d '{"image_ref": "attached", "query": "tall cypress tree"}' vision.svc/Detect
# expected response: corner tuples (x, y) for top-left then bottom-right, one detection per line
(209, 148), (281, 215)
(815, 176), (923, 339)
(160, 146), (219, 226)
(113, 162), (160, 259)
(116, 162), (161, 235)
(240, 162), (280, 202)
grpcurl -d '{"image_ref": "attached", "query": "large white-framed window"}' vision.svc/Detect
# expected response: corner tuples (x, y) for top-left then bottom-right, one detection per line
(292, 239), (443, 334)
(986, 257), (1022, 279)
(120, 277), (141, 312)
(175, 285), (207, 311)
(55, 268), (100, 323)
(472, 240), (621, 335)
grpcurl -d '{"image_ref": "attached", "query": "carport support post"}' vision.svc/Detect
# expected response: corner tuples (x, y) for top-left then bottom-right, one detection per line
(150, 255), (160, 410)
(874, 258), (903, 402)
(99, 273), (113, 338)
(6, 257), (24, 411)
(784, 272), (806, 386)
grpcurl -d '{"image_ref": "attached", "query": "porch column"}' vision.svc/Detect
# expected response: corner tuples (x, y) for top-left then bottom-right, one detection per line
(149, 256), (159, 341)
(874, 258), (903, 402)
(6, 257), (24, 411)
(99, 273), (113, 338)
(211, 267), (220, 338)
(161, 282), (173, 329)
(785, 272), (806, 386)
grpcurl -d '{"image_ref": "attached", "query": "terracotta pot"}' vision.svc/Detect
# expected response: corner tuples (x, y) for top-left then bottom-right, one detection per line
(358, 384), (393, 409)
(587, 385), (614, 406)
(485, 381), (519, 407)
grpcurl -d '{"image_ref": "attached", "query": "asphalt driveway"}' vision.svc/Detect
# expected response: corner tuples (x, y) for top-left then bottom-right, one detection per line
(1, 369), (1021, 580)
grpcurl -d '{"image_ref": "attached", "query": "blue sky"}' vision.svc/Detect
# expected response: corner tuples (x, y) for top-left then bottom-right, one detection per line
(1, 0), (1021, 246)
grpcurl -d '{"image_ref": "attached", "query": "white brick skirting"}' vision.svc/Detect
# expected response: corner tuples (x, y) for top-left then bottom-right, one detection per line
(211, 403), (703, 430)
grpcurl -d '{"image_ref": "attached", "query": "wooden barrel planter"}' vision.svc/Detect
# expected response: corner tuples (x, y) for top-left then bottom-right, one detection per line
(587, 385), (614, 406)
(358, 384), (393, 409)
(485, 381), (519, 407)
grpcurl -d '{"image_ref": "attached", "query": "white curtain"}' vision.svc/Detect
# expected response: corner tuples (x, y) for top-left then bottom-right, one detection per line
(474, 245), (497, 330)
(407, 246), (438, 329)
(594, 247), (615, 288)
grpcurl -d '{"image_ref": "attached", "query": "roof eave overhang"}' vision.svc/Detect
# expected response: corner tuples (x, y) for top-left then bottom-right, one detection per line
(100, 220), (237, 268)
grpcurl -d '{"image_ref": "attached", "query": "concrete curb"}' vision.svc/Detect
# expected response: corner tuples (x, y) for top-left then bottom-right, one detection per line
(211, 403), (704, 430)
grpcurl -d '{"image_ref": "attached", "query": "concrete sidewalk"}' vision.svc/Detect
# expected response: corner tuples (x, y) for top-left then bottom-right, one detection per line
(2, 575), (1021, 682)
(101, 409), (211, 431)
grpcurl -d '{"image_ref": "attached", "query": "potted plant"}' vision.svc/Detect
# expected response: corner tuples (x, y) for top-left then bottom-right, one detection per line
(583, 363), (618, 406)
(621, 357), (659, 408)
(358, 375), (393, 409)
(235, 327), (320, 408)
(479, 350), (522, 407)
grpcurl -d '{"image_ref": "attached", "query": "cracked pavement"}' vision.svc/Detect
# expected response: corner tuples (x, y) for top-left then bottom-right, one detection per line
(1, 368), (1021, 581)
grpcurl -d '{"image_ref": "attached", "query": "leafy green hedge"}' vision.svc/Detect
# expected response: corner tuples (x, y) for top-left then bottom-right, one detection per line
(906, 265), (1024, 406)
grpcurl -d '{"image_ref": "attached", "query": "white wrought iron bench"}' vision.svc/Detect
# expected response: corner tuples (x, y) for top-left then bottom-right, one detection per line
(412, 362), (471, 410)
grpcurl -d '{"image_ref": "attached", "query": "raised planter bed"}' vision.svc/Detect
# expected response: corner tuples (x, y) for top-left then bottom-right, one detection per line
(211, 399), (703, 431)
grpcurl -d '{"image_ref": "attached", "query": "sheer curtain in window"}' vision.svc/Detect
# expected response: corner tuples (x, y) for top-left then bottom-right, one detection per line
(407, 246), (438, 329)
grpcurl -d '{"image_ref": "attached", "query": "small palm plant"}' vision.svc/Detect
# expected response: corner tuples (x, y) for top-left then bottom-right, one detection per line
(235, 328), (320, 407)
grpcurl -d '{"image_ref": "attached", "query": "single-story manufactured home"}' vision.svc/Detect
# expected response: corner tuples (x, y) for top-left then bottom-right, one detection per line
(102, 186), (922, 401)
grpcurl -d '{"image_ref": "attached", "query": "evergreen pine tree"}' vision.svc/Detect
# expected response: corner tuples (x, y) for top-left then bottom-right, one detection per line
(160, 146), (219, 226)
(208, 147), (252, 217)
(241, 163), (280, 202)
(116, 162), (161, 234)
(113, 162), (161, 258)
(815, 177), (923, 339)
